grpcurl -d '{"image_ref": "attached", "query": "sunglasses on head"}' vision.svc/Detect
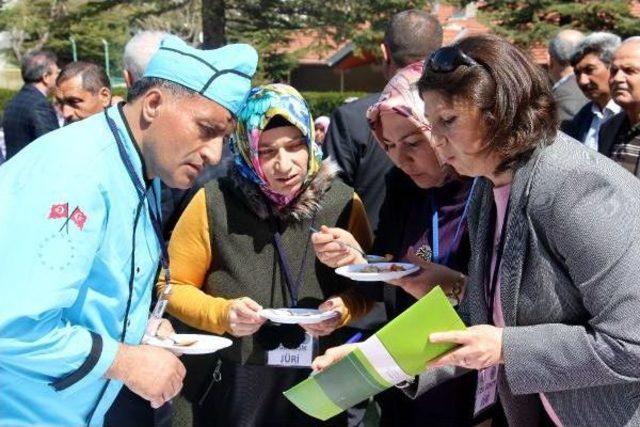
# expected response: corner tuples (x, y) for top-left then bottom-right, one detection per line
(425, 46), (479, 73)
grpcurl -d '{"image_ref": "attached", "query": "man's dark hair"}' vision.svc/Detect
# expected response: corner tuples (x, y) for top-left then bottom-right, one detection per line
(418, 34), (557, 174)
(570, 32), (621, 67)
(56, 61), (111, 94)
(383, 10), (443, 68)
(126, 77), (196, 102)
(21, 50), (58, 84)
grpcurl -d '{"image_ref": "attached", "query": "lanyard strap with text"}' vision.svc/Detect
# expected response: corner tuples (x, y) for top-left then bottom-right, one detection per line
(270, 215), (314, 308)
(431, 178), (477, 267)
(486, 200), (510, 322)
(105, 112), (171, 316)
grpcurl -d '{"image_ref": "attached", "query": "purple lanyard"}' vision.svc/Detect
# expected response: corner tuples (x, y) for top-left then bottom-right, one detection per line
(430, 178), (477, 267)
(486, 200), (510, 322)
(268, 205), (315, 307)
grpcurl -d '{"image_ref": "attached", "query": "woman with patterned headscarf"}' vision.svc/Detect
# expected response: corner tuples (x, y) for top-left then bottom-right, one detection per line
(158, 83), (373, 426)
(311, 63), (493, 425)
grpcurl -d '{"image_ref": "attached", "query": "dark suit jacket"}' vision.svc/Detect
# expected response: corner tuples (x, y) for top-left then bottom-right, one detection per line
(560, 101), (595, 143)
(598, 111), (628, 157)
(552, 75), (588, 122)
(412, 134), (640, 426)
(324, 93), (394, 232)
(3, 84), (59, 160)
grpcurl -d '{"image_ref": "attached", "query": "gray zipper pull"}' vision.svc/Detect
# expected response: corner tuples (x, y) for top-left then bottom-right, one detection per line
(212, 359), (222, 382)
(198, 359), (222, 406)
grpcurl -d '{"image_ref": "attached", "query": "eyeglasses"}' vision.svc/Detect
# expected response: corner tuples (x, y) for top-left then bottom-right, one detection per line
(425, 46), (479, 73)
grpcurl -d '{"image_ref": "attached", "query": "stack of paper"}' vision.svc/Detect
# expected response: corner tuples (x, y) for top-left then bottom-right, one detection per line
(283, 286), (466, 420)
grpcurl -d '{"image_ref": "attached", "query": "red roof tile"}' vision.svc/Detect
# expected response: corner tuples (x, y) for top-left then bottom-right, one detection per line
(283, 29), (349, 65)
(435, 3), (457, 22)
(284, 2), (518, 68)
(529, 44), (549, 66)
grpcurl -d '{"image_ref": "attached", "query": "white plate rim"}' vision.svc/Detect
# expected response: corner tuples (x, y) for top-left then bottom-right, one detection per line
(143, 333), (232, 355)
(258, 308), (339, 324)
(335, 262), (419, 281)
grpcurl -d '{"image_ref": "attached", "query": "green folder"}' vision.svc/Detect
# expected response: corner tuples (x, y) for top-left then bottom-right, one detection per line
(284, 286), (466, 420)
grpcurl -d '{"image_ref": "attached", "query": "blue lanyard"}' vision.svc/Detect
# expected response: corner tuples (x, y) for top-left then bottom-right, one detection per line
(268, 203), (314, 307)
(104, 111), (170, 286)
(430, 178), (477, 267)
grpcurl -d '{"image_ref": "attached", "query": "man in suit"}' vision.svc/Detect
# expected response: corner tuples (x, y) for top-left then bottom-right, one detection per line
(122, 30), (168, 88)
(548, 29), (589, 122)
(561, 32), (621, 150)
(2, 50), (60, 160)
(324, 10), (443, 233)
(55, 61), (113, 125)
(598, 37), (640, 175)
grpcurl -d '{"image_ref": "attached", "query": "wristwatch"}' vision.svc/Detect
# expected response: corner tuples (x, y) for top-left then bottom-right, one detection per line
(395, 377), (416, 389)
(445, 273), (466, 306)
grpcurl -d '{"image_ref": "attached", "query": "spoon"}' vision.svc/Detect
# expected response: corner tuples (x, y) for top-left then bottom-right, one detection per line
(156, 330), (198, 347)
(309, 226), (392, 263)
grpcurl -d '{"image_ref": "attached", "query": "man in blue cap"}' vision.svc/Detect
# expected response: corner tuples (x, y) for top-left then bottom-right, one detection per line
(0, 36), (258, 426)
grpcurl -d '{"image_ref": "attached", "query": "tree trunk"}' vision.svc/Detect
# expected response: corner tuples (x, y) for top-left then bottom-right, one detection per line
(202, 0), (226, 48)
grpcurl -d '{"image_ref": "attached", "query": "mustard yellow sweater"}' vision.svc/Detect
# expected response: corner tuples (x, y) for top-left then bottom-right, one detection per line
(157, 188), (373, 335)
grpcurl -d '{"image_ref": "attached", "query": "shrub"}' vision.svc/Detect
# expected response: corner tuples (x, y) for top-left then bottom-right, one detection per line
(301, 91), (368, 118)
(0, 88), (17, 119)
(0, 88), (371, 122)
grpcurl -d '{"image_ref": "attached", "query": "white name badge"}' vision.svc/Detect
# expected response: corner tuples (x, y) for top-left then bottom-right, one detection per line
(474, 365), (499, 416)
(267, 333), (316, 368)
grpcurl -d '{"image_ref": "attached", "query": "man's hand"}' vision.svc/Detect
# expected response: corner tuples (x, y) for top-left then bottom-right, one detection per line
(427, 325), (504, 370)
(106, 344), (186, 409)
(311, 344), (358, 373)
(301, 297), (345, 337)
(226, 297), (265, 337)
(311, 225), (365, 268)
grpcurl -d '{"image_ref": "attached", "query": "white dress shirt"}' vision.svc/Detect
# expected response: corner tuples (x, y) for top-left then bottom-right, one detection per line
(584, 99), (621, 151)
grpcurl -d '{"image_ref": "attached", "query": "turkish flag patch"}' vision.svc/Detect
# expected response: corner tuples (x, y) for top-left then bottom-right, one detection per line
(70, 208), (88, 230)
(48, 203), (69, 219)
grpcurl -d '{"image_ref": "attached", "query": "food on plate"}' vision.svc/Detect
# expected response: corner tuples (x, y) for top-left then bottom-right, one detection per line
(271, 309), (297, 316)
(156, 330), (198, 347)
(270, 309), (323, 317)
(359, 264), (407, 273)
(171, 336), (198, 346)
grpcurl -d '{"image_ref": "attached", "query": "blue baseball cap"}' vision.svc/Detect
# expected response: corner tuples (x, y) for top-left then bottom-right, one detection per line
(143, 35), (258, 116)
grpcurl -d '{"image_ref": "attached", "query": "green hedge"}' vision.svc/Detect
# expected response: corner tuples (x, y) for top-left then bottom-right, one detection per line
(0, 88), (368, 120)
(301, 91), (368, 118)
(0, 88), (17, 119)
(112, 86), (127, 99)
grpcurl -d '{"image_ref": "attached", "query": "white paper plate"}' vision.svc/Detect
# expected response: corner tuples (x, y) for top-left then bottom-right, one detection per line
(335, 262), (419, 282)
(258, 308), (339, 325)
(142, 334), (232, 355)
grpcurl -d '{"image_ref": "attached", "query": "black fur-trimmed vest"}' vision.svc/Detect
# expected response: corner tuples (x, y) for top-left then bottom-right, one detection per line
(202, 159), (356, 364)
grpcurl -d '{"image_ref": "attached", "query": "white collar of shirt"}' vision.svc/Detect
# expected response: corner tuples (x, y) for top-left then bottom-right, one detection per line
(583, 99), (622, 151)
(591, 99), (622, 118)
(552, 74), (573, 91)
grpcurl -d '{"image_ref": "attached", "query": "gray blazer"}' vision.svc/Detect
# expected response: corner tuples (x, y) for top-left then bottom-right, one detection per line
(553, 75), (589, 122)
(412, 133), (640, 426)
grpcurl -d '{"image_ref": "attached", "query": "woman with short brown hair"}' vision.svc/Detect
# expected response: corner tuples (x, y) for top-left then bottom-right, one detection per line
(314, 34), (640, 426)
(419, 34), (557, 175)
(416, 33), (640, 426)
